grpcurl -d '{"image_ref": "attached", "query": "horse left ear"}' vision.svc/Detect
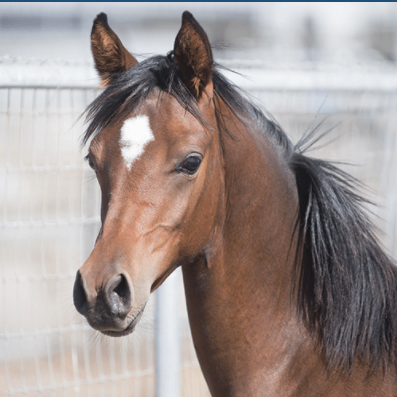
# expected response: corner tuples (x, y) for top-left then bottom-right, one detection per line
(91, 13), (138, 86)
(174, 11), (213, 101)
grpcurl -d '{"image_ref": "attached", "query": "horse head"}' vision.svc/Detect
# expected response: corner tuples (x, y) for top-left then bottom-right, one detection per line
(73, 12), (225, 336)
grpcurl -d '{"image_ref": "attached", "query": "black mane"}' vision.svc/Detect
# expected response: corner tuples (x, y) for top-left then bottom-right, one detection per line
(291, 145), (397, 373)
(84, 52), (397, 373)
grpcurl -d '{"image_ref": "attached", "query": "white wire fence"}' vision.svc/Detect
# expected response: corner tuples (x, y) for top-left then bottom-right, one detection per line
(0, 57), (396, 396)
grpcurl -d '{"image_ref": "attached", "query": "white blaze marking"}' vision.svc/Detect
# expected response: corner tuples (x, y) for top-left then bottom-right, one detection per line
(119, 115), (154, 170)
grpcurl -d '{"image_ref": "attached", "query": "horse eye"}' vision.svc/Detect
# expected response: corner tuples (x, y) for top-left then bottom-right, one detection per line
(86, 155), (95, 171)
(178, 155), (202, 175)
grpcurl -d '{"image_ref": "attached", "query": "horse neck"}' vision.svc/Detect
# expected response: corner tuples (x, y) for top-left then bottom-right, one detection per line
(181, 106), (304, 394)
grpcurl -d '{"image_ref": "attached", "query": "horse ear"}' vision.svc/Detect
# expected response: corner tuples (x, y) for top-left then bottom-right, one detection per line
(91, 13), (138, 86)
(174, 11), (213, 100)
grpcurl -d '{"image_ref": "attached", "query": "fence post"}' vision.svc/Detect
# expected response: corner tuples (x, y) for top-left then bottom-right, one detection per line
(155, 268), (181, 397)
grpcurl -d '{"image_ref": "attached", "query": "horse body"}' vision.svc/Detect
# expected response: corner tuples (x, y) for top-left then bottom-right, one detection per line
(73, 11), (397, 396)
(181, 102), (397, 396)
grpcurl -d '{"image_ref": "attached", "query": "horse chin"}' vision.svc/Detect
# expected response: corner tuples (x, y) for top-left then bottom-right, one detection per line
(99, 303), (147, 338)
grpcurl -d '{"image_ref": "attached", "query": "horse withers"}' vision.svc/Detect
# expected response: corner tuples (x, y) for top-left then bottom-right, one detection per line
(73, 11), (397, 396)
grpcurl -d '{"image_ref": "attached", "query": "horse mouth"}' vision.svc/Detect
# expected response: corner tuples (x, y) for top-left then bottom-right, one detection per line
(100, 304), (146, 337)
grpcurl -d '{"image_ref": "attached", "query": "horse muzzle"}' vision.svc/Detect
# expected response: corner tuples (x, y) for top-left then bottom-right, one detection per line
(73, 270), (139, 335)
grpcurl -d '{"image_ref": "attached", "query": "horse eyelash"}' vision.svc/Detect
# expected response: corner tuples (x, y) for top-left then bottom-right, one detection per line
(84, 154), (97, 173)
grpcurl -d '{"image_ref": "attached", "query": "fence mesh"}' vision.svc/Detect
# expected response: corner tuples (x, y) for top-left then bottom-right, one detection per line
(0, 58), (396, 396)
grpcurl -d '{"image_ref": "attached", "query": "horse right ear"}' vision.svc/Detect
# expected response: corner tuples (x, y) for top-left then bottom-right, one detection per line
(91, 13), (138, 86)
(174, 11), (213, 101)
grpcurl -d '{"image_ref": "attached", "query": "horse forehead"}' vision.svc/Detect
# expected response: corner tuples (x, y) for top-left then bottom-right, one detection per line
(146, 92), (203, 134)
(117, 92), (208, 169)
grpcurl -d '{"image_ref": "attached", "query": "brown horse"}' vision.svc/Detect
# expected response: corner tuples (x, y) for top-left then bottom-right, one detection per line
(73, 11), (397, 396)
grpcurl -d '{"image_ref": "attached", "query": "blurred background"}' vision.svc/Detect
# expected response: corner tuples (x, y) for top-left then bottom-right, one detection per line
(1, 2), (396, 396)
(1, 3), (397, 63)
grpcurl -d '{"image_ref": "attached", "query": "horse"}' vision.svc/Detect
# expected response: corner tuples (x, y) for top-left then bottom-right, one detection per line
(73, 11), (397, 396)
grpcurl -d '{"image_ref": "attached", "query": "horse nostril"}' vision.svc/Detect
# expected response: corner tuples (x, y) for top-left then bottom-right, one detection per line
(73, 271), (88, 315)
(105, 273), (132, 319)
